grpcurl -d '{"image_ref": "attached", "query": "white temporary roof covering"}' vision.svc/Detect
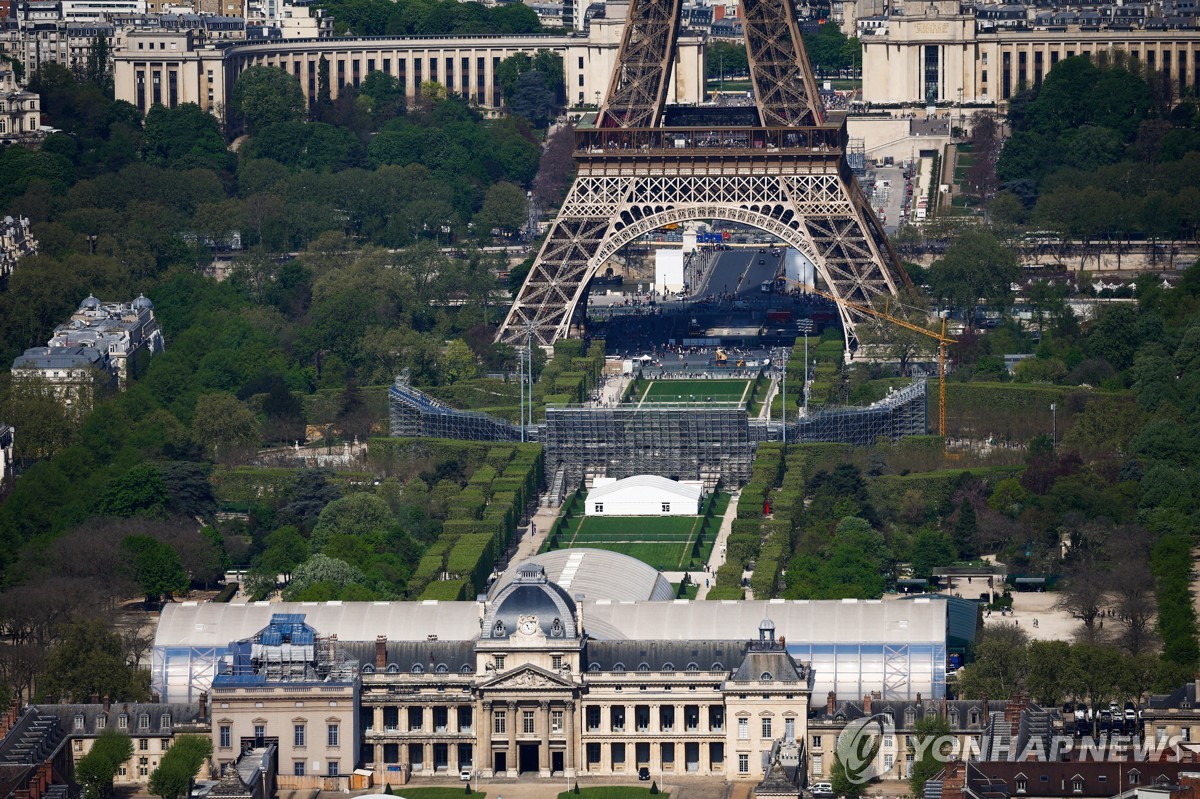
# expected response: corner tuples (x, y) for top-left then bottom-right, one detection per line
(579, 597), (947, 642)
(154, 600), (483, 648)
(155, 596), (945, 648)
(586, 474), (703, 503)
(487, 548), (676, 603)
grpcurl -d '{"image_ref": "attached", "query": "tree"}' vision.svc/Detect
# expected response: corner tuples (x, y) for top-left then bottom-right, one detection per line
(831, 753), (867, 798)
(122, 534), (189, 602)
(232, 66), (306, 135)
(282, 554), (370, 600)
(440, 339), (479, 384)
(1056, 560), (1107, 644)
(909, 529), (955, 580)
(142, 104), (231, 171)
(510, 70), (557, 128)
(1026, 640), (1072, 707)
(75, 730), (134, 799)
(190, 393), (260, 465)
(705, 41), (749, 81)
(927, 228), (1020, 324)
(495, 53), (532, 101)
(149, 735), (212, 799)
(83, 34), (112, 91)
(95, 464), (168, 518)
(310, 492), (394, 551)
(956, 623), (1029, 699)
(953, 498), (978, 559)
(38, 619), (151, 702)
(909, 714), (952, 798)
(858, 286), (936, 377)
(474, 181), (528, 238)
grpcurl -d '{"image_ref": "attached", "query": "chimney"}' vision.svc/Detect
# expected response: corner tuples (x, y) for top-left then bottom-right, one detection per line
(198, 692), (207, 723)
(942, 760), (966, 799)
(917, 692), (923, 705)
(827, 691), (837, 716)
(89, 694), (100, 705)
(864, 694), (872, 715)
(982, 694), (990, 717)
(375, 635), (387, 669)
(103, 695), (110, 712)
(941, 696), (948, 719)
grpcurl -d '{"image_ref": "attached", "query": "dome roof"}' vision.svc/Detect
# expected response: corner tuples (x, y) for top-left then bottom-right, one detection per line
(79, 294), (101, 310)
(481, 564), (578, 641)
(488, 548), (676, 603)
(132, 293), (154, 311)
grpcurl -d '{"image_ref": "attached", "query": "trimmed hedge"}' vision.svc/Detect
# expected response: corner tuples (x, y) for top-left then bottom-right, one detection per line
(419, 579), (470, 601)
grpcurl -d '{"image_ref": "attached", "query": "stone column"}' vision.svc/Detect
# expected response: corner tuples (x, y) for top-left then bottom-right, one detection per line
(373, 706), (384, 732)
(479, 701), (493, 777)
(373, 743), (384, 778)
(423, 705), (432, 734)
(564, 700), (576, 778)
(538, 701), (551, 777)
(506, 701), (518, 777)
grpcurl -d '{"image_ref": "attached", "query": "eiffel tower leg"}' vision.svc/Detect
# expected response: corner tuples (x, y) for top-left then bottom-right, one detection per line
(497, 176), (629, 346)
(784, 168), (907, 342)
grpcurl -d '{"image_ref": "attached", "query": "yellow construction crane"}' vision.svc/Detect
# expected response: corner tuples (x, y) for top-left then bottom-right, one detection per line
(781, 279), (957, 438)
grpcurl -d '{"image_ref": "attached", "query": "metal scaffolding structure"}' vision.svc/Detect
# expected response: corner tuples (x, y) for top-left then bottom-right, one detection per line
(542, 405), (755, 489)
(388, 374), (521, 442)
(388, 378), (928, 486)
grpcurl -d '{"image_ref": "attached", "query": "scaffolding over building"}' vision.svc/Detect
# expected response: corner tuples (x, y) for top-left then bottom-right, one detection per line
(387, 375), (927, 488)
(214, 613), (359, 687)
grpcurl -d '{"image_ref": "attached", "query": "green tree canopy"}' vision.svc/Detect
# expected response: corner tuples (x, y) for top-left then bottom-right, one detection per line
(311, 492), (395, 551)
(232, 66), (306, 135)
(38, 619), (151, 702)
(142, 104), (231, 171)
(76, 730), (134, 799)
(927, 228), (1020, 322)
(190, 392), (260, 465)
(909, 713), (952, 799)
(122, 534), (189, 601)
(149, 735), (212, 799)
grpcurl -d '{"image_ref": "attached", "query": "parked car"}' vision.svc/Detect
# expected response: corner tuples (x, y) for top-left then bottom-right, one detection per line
(460, 768), (472, 781)
(638, 767), (651, 781)
(812, 782), (835, 798)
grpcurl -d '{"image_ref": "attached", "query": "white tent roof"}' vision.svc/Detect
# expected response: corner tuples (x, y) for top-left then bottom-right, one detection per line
(488, 548), (676, 603)
(155, 597), (944, 648)
(586, 474), (703, 503)
(580, 597), (947, 643)
(154, 600), (482, 648)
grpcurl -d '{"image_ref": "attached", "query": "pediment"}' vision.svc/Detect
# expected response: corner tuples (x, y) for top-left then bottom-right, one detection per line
(480, 664), (574, 691)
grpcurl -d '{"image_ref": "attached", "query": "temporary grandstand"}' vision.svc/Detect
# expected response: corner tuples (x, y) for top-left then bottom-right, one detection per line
(388, 375), (927, 487)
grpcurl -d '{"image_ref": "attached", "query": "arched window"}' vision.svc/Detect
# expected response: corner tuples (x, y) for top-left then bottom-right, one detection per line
(710, 662), (725, 673)
(461, 664), (472, 673)
(362, 664), (376, 674)
(589, 663), (601, 672)
(386, 663), (400, 673)
(686, 663), (699, 672)
(663, 663), (675, 672)
(760, 671), (774, 680)
(411, 664), (424, 674)
(614, 663), (626, 673)
(435, 663), (448, 674)
(493, 620), (506, 636)
(550, 618), (564, 637)
(637, 663), (650, 672)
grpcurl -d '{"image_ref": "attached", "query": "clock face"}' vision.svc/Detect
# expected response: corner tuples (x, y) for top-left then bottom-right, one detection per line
(519, 618), (538, 635)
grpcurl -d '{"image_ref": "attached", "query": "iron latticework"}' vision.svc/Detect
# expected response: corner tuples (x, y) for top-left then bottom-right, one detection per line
(498, 0), (906, 347)
(388, 377), (521, 442)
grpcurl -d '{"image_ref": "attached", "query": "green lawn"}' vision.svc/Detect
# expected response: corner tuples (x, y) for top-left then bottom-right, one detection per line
(672, 581), (700, 599)
(556, 788), (669, 799)
(637, 378), (750, 405)
(544, 493), (729, 570)
(389, 788), (484, 799)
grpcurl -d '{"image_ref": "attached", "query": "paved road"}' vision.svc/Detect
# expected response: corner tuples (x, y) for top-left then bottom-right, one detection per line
(699, 249), (784, 298)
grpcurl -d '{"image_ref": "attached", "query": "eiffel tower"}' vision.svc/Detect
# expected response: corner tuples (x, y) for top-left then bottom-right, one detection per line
(497, 0), (908, 347)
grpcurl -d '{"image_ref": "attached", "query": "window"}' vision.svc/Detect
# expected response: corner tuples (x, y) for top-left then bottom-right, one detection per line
(96, 716), (106, 731)
(884, 754), (894, 771)
(293, 762), (305, 776)
(662, 502), (671, 512)
(813, 754), (823, 776)
(493, 655), (505, 670)
(594, 503), (603, 513)
(1129, 771), (1141, 785)
(219, 726), (231, 748)
(523, 711), (535, 734)
(328, 761), (339, 776)
(884, 735), (895, 748)
(1072, 777), (1084, 793)
(294, 724), (306, 747)
(254, 725), (266, 740)
(738, 718), (749, 740)
(74, 740), (83, 752)
(785, 718), (795, 740)
(493, 710), (506, 735)
(761, 718), (772, 738)
(551, 710), (564, 733)
(551, 655), (563, 670)
(74, 714), (84, 731)
(327, 724), (340, 747)
(139, 714), (149, 730)
(811, 735), (822, 749)
(738, 754), (749, 774)
(138, 757), (148, 777)
(1185, 728), (1193, 743)
(139, 739), (149, 751)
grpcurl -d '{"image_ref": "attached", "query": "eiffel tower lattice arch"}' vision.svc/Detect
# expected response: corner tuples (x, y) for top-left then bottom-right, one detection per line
(497, 0), (909, 347)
